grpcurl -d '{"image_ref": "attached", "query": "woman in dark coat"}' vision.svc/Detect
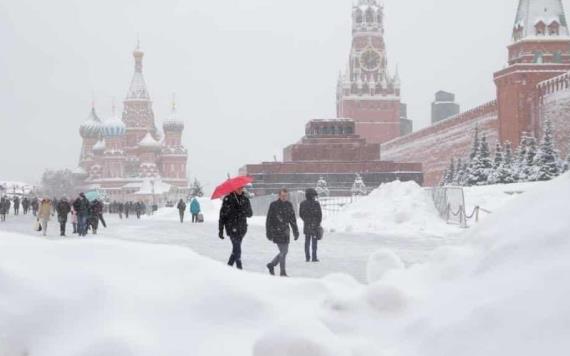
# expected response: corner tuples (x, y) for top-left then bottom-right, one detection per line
(266, 189), (299, 277)
(219, 188), (253, 270)
(299, 188), (323, 262)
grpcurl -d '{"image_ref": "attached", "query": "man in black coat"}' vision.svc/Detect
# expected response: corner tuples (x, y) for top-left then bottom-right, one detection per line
(300, 188), (323, 262)
(22, 197), (30, 215)
(56, 198), (71, 236)
(31, 197), (39, 216)
(218, 188), (253, 270)
(177, 199), (187, 223)
(266, 188), (299, 277)
(13, 196), (20, 215)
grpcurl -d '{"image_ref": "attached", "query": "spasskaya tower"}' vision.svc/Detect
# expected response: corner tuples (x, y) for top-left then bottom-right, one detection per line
(336, 0), (401, 144)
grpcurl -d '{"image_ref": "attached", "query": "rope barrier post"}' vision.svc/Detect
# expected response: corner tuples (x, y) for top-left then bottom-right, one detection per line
(460, 205), (468, 229)
(475, 206), (480, 223)
(446, 203), (451, 223)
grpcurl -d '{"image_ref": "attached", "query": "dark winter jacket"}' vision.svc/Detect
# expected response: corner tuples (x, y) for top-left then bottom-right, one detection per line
(22, 198), (30, 209)
(56, 200), (71, 222)
(219, 192), (252, 238)
(299, 189), (323, 236)
(266, 199), (299, 244)
(177, 200), (187, 212)
(73, 196), (90, 217)
(13, 197), (20, 209)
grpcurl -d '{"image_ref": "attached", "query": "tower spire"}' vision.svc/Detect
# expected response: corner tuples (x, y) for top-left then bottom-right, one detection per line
(126, 40), (150, 100)
(512, 0), (569, 41)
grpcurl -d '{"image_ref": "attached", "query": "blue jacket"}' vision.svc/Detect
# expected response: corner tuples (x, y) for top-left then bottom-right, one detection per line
(190, 198), (201, 214)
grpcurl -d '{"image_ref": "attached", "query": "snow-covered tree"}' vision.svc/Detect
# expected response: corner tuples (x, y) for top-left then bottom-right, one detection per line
(564, 153), (570, 173)
(189, 178), (204, 197)
(453, 158), (466, 185)
(351, 174), (367, 195)
(533, 120), (560, 181)
(467, 135), (493, 186)
(469, 126), (480, 161)
(40, 169), (77, 198)
(513, 132), (531, 181)
(315, 176), (330, 196)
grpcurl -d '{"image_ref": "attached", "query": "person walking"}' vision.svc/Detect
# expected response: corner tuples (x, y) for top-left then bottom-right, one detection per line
(118, 202), (124, 219)
(299, 188), (323, 263)
(266, 188), (299, 277)
(13, 196), (20, 215)
(22, 197), (30, 215)
(218, 187), (253, 270)
(92, 199), (106, 229)
(124, 201), (131, 219)
(56, 198), (71, 236)
(73, 193), (90, 237)
(31, 197), (39, 216)
(88, 200), (102, 235)
(177, 199), (187, 223)
(0, 196), (7, 222)
(190, 197), (201, 223)
(70, 206), (78, 234)
(135, 201), (144, 219)
(37, 198), (52, 236)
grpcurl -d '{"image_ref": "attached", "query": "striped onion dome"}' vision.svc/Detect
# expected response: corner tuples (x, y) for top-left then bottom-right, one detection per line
(80, 107), (103, 138)
(102, 114), (126, 137)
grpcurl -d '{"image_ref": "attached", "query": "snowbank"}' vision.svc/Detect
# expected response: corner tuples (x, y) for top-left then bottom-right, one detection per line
(1, 174), (569, 356)
(149, 197), (221, 223)
(325, 180), (456, 237)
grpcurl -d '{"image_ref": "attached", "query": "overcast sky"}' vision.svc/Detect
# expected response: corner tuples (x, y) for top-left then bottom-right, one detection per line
(1, 0), (567, 190)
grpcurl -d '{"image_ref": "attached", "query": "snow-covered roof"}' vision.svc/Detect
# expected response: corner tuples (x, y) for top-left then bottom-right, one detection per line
(513, 0), (569, 40)
(163, 104), (184, 131)
(80, 107), (103, 138)
(122, 178), (172, 195)
(93, 140), (106, 152)
(138, 132), (162, 149)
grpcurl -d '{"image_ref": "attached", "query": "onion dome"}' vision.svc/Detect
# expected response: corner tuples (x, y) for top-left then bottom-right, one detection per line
(163, 100), (184, 132)
(80, 107), (103, 139)
(102, 114), (126, 138)
(138, 132), (162, 151)
(93, 140), (106, 153)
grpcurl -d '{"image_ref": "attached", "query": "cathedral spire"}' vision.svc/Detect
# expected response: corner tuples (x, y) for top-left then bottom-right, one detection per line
(513, 0), (569, 41)
(126, 40), (150, 100)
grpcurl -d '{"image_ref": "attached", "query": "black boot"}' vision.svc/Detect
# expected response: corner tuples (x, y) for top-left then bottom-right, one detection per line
(280, 271), (289, 277)
(236, 260), (243, 270)
(228, 255), (235, 267)
(266, 264), (275, 276)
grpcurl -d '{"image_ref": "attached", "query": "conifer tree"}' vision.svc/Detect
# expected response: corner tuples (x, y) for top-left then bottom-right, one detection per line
(316, 177), (330, 196)
(534, 120), (560, 181)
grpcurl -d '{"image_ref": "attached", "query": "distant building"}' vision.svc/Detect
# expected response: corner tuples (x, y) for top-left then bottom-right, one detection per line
(400, 103), (413, 136)
(241, 119), (422, 196)
(431, 91), (460, 124)
(75, 44), (189, 203)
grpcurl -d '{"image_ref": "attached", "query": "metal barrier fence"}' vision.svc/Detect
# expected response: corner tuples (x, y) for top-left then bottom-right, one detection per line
(249, 193), (364, 218)
(426, 186), (481, 228)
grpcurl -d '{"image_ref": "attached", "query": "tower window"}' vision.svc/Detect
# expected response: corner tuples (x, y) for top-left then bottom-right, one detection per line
(534, 51), (544, 63)
(553, 51), (563, 63)
(548, 21), (560, 35)
(365, 8), (374, 23)
(535, 21), (546, 36)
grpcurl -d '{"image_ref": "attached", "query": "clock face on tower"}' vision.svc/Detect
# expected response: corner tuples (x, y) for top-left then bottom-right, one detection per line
(360, 49), (382, 71)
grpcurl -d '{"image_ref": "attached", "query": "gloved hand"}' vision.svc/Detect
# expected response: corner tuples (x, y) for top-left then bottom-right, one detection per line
(219, 231), (225, 240)
(294, 232), (300, 241)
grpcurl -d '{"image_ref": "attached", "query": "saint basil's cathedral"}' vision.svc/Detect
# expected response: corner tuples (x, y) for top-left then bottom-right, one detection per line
(76, 44), (189, 202)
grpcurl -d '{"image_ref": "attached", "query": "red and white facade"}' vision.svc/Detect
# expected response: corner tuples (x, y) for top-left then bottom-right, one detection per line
(77, 45), (189, 202)
(336, 0), (401, 145)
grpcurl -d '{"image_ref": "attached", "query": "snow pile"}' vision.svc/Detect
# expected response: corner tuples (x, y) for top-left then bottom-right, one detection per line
(1, 174), (569, 356)
(325, 180), (455, 236)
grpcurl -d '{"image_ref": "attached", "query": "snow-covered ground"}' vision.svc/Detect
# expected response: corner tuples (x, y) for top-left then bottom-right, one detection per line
(0, 175), (568, 355)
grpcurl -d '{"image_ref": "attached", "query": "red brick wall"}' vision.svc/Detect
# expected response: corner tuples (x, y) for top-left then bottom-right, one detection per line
(539, 72), (570, 158)
(339, 98), (400, 144)
(381, 101), (499, 186)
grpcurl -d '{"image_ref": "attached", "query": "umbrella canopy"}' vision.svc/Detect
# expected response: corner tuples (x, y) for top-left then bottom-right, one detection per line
(211, 176), (254, 200)
(84, 191), (102, 202)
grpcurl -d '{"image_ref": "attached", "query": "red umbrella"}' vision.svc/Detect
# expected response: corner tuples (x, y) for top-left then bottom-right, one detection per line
(211, 176), (254, 200)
